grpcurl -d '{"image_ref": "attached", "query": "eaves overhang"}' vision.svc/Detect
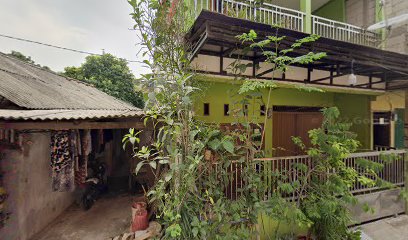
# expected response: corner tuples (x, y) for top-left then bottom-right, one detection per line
(186, 11), (408, 91)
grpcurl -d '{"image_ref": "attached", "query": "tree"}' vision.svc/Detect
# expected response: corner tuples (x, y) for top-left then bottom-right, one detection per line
(63, 53), (144, 108)
(7, 51), (50, 70)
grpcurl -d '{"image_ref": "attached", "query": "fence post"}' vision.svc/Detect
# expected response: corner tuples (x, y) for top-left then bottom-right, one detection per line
(405, 152), (408, 213)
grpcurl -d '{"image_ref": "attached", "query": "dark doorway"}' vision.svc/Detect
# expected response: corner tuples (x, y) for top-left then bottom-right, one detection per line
(373, 112), (391, 148)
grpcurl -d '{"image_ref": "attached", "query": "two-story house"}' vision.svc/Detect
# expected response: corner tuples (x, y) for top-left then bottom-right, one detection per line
(185, 0), (408, 231)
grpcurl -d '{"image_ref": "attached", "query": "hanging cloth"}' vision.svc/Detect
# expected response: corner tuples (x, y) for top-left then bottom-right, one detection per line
(75, 129), (91, 186)
(83, 130), (92, 156)
(50, 131), (75, 192)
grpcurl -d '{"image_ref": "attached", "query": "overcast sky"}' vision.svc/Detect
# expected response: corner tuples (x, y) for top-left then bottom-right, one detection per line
(0, 0), (145, 76)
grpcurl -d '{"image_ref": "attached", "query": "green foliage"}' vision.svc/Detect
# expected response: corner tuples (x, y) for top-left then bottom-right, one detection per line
(63, 53), (144, 108)
(126, 2), (400, 240)
(127, 0), (257, 238)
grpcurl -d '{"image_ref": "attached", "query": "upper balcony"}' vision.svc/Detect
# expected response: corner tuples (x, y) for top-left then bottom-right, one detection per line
(186, 0), (408, 91)
(190, 0), (380, 48)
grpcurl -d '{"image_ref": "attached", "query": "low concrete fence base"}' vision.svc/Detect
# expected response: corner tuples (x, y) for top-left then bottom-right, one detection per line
(349, 189), (405, 224)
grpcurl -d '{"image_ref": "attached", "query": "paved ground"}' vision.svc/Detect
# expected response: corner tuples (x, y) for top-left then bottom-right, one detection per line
(31, 194), (132, 240)
(359, 215), (408, 240)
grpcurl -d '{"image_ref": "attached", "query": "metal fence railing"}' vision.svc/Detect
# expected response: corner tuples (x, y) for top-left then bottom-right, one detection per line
(192, 0), (380, 47)
(211, 150), (405, 201)
(194, 0), (305, 32)
(312, 15), (379, 47)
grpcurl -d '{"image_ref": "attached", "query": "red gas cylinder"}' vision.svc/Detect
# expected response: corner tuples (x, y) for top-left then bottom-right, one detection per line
(132, 209), (149, 232)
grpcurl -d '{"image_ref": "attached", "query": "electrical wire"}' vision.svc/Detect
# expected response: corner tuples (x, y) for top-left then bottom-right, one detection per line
(0, 33), (141, 63)
(2, 33), (407, 78)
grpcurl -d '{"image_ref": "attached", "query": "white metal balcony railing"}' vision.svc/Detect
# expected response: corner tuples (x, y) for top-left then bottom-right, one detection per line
(210, 150), (405, 201)
(194, 0), (380, 47)
(312, 15), (379, 47)
(194, 0), (305, 32)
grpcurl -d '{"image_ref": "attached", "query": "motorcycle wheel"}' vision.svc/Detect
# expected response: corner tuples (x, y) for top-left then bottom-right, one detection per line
(80, 194), (94, 211)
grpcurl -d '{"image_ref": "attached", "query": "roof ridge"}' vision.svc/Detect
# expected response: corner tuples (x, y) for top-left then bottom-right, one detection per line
(0, 52), (140, 110)
(0, 52), (95, 87)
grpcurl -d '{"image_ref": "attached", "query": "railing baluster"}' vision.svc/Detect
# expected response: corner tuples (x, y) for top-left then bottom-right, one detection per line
(213, 150), (404, 201)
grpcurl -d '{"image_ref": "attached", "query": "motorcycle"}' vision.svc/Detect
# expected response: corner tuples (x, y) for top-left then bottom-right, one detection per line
(79, 160), (108, 211)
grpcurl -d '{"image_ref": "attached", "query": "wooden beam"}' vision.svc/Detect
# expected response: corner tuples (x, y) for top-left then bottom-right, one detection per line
(312, 72), (349, 83)
(194, 69), (385, 90)
(189, 15), (408, 79)
(0, 121), (145, 130)
(354, 80), (384, 87)
(222, 47), (234, 56)
(199, 49), (254, 61)
(256, 67), (275, 78)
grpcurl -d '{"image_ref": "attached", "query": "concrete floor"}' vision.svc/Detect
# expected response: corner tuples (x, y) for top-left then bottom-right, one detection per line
(359, 215), (408, 240)
(31, 194), (132, 240)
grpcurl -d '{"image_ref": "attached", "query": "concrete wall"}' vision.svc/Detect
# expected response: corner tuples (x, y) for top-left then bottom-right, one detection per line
(346, 0), (376, 28)
(349, 189), (405, 223)
(0, 132), (76, 240)
(346, 0), (408, 54)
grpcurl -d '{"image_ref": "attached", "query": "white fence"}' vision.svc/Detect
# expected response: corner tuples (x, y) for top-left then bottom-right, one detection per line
(194, 0), (380, 47)
(194, 0), (305, 32)
(312, 15), (379, 47)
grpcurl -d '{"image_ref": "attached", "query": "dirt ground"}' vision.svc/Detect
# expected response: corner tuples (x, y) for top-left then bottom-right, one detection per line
(31, 194), (132, 240)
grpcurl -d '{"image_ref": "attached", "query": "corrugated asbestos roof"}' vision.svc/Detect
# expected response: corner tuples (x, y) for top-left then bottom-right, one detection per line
(0, 109), (143, 121)
(0, 52), (144, 121)
(0, 52), (138, 111)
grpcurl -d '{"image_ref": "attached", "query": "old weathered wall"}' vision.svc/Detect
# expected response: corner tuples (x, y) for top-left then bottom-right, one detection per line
(346, 0), (376, 28)
(346, 0), (408, 54)
(0, 132), (75, 240)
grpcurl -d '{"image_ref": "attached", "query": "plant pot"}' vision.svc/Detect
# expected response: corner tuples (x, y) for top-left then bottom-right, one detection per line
(132, 201), (147, 220)
(132, 209), (149, 232)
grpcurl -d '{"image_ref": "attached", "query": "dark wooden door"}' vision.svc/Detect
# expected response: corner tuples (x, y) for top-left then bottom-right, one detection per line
(273, 112), (323, 157)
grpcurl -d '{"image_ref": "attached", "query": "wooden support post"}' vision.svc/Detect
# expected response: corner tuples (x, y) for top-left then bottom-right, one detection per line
(306, 66), (312, 82)
(220, 47), (224, 74)
(369, 75), (373, 88)
(329, 67), (334, 85)
(252, 52), (258, 78)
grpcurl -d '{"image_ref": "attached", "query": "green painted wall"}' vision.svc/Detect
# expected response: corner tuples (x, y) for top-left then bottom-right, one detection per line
(334, 94), (372, 150)
(193, 76), (373, 155)
(313, 0), (346, 22)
